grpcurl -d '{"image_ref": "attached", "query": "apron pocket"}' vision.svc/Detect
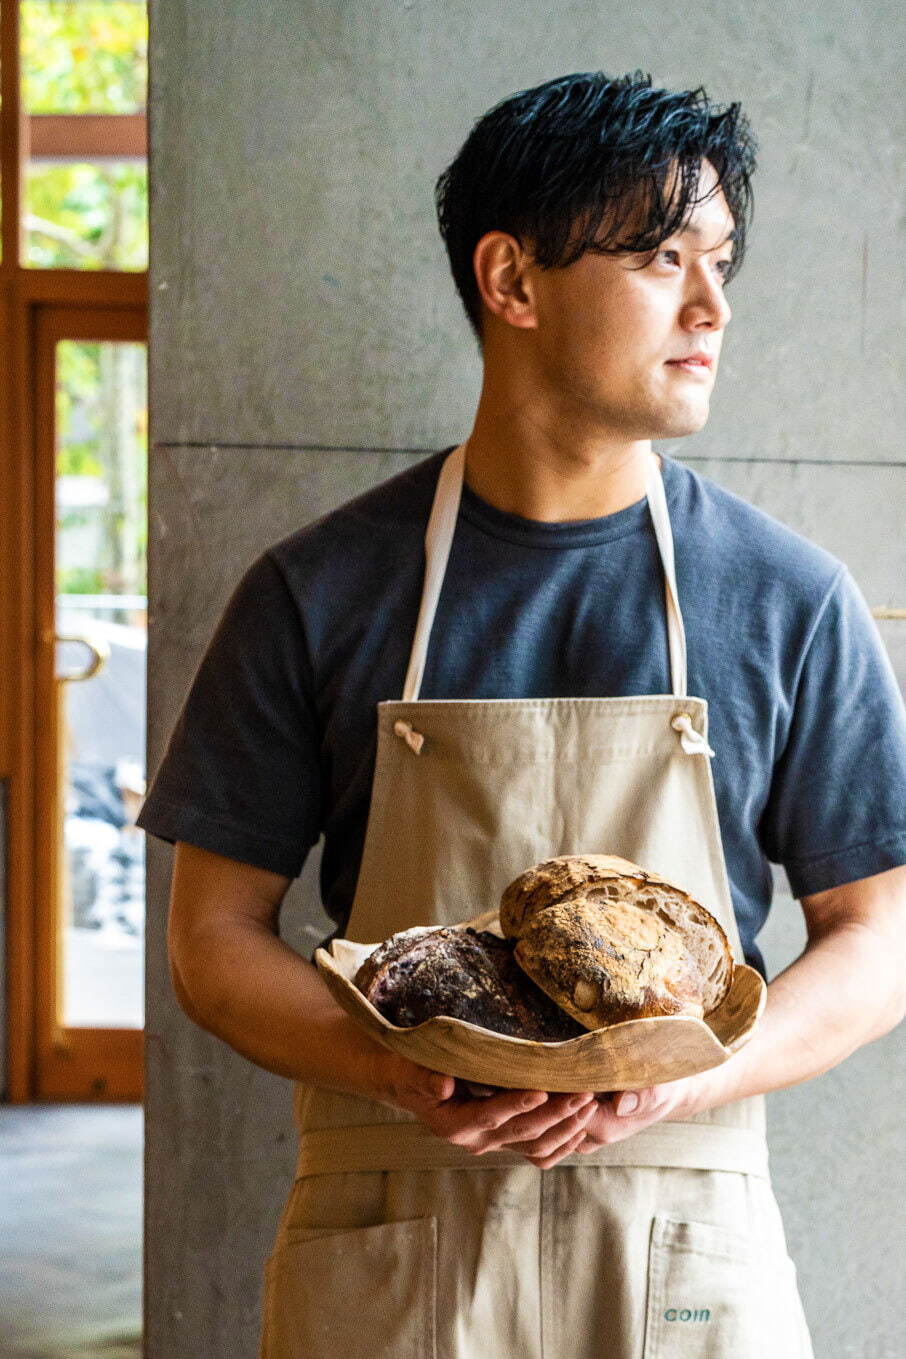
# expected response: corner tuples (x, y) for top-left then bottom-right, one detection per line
(261, 1216), (437, 1359)
(642, 1214), (760, 1358)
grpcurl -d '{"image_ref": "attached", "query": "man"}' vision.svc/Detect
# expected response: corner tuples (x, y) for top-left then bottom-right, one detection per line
(139, 70), (906, 1357)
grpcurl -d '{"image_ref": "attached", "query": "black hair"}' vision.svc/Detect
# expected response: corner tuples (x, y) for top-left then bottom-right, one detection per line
(434, 69), (758, 345)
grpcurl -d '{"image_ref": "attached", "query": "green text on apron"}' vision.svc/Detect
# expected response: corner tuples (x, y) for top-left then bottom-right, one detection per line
(259, 445), (814, 1359)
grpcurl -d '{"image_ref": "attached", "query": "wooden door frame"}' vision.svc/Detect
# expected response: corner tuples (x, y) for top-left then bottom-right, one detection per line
(33, 306), (147, 1100)
(1, 0), (148, 1100)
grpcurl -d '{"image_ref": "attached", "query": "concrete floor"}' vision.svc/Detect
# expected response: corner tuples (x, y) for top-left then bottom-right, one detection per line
(0, 1104), (142, 1359)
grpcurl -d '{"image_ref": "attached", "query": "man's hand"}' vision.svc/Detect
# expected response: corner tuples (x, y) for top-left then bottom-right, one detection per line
(379, 1053), (602, 1159)
(498, 1069), (723, 1168)
(384, 1068), (723, 1169)
(377, 1052), (731, 1168)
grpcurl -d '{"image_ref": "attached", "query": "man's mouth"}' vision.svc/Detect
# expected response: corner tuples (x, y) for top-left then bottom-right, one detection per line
(665, 354), (714, 376)
(666, 351), (713, 369)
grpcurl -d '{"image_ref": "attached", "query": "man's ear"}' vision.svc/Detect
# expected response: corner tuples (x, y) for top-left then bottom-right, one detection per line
(472, 231), (539, 334)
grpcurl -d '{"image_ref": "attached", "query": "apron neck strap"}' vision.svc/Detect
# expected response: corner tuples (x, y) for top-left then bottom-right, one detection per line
(645, 447), (689, 701)
(402, 443), (688, 703)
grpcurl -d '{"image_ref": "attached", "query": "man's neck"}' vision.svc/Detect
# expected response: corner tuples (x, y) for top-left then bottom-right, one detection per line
(461, 430), (661, 523)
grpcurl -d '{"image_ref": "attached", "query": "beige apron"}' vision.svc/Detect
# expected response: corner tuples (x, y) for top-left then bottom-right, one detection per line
(259, 445), (814, 1359)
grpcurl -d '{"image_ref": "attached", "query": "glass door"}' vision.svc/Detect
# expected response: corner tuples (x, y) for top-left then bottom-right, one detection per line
(34, 305), (146, 1099)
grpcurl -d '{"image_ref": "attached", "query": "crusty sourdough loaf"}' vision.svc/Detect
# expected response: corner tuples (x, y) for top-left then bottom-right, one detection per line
(500, 854), (734, 1028)
(354, 925), (585, 1040)
(513, 893), (707, 1026)
(501, 853), (670, 934)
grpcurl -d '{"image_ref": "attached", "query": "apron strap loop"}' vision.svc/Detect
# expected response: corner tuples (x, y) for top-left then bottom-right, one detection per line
(393, 719), (425, 754)
(671, 712), (716, 757)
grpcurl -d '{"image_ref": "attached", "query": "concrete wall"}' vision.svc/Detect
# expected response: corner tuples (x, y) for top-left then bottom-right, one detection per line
(147, 4), (906, 1356)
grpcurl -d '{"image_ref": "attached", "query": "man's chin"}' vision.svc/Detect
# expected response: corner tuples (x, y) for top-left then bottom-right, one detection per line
(654, 402), (711, 439)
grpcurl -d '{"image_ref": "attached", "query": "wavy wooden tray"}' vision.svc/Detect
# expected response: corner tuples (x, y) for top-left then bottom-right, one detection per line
(314, 910), (766, 1092)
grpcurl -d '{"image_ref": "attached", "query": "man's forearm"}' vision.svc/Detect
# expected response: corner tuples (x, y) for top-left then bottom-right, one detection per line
(706, 921), (905, 1109)
(177, 919), (392, 1098)
(177, 914), (904, 1115)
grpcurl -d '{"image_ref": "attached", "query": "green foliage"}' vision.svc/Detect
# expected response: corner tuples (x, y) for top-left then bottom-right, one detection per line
(21, 1), (148, 114)
(26, 162), (147, 269)
(57, 563), (107, 596)
(55, 341), (148, 596)
(21, 2), (149, 268)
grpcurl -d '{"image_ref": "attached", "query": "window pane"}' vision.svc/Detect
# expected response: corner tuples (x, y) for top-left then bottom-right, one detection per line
(21, 1), (148, 270)
(26, 160), (147, 269)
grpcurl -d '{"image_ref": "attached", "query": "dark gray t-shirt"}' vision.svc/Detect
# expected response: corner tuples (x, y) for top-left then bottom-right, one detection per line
(137, 447), (906, 979)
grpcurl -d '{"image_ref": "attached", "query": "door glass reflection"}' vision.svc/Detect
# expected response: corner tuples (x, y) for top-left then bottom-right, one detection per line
(55, 339), (147, 1029)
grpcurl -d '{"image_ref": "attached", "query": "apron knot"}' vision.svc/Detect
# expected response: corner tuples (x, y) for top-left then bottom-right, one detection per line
(671, 712), (716, 758)
(393, 719), (425, 754)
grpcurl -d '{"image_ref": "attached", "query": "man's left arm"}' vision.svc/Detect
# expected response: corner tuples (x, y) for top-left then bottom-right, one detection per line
(550, 564), (906, 1157)
(529, 864), (906, 1157)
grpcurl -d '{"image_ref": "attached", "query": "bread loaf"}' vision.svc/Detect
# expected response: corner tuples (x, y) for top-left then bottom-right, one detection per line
(354, 925), (585, 1040)
(500, 854), (733, 1029)
(351, 856), (733, 1040)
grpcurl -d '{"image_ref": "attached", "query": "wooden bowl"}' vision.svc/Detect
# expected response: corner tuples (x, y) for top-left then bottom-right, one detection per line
(314, 910), (766, 1092)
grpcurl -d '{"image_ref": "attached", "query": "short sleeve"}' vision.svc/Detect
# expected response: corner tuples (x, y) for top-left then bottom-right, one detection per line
(136, 551), (322, 877)
(759, 565), (906, 897)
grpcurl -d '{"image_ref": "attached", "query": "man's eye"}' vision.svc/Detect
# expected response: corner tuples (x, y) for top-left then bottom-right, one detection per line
(656, 250), (733, 281)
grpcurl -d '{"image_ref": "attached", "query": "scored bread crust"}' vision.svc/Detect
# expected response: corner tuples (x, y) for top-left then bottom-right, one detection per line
(514, 894), (706, 1028)
(500, 854), (734, 1016)
(502, 854), (675, 934)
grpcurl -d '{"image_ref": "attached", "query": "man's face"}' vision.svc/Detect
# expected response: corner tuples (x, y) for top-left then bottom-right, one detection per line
(524, 159), (735, 440)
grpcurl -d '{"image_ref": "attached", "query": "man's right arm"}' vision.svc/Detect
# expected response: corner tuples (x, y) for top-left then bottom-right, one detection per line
(168, 840), (601, 1167)
(167, 840), (422, 1097)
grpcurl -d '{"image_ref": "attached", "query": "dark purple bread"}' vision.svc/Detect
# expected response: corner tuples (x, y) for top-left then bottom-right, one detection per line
(354, 925), (585, 1040)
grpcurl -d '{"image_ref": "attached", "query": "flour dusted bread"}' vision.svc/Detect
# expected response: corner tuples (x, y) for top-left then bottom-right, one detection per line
(513, 893), (707, 1026)
(500, 854), (734, 1028)
(354, 925), (584, 1040)
(352, 856), (733, 1040)
(502, 853), (671, 934)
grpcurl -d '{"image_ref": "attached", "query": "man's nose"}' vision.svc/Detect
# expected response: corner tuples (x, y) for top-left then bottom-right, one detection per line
(683, 268), (732, 330)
